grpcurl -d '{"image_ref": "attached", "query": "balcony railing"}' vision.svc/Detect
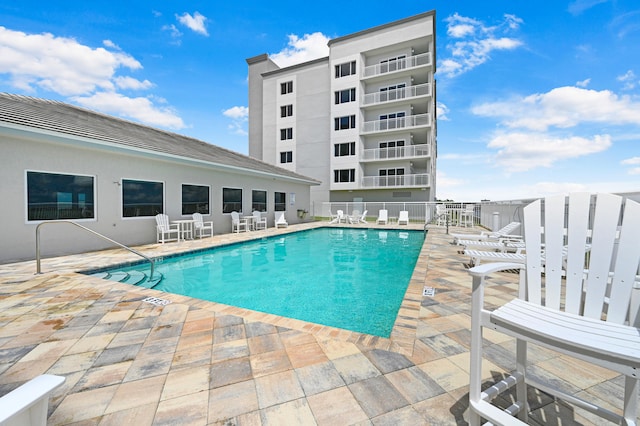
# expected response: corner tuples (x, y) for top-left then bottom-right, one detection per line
(361, 144), (430, 161)
(362, 83), (431, 106)
(361, 173), (430, 188)
(362, 113), (431, 134)
(362, 52), (432, 78)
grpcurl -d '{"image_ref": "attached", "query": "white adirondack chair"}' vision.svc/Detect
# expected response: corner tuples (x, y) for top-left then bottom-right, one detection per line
(0, 374), (65, 426)
(468, 193), (640, 425)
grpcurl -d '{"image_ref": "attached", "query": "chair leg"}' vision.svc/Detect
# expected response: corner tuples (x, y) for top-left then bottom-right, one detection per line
(515, 339), (528, 423)
(623, 376), (639, 426)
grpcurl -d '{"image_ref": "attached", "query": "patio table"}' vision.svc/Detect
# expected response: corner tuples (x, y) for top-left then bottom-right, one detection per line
(171, 219), (195, 241)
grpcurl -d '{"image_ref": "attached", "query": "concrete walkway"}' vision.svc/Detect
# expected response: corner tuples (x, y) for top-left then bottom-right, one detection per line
(0, 222), (632, 425)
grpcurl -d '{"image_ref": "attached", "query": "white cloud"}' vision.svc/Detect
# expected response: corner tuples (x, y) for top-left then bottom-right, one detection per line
(622, 156), (640, 175)
(439, 13), (523, 78)
(436, 102), (450, 121)
(487, 132), (611, 173)
(176, 12), (208, 36)
(162, 24), (183, 44)
(223, 106), (248, 136)
(617, 70), (637, 90)
(270, 32), (330, 68)
(73, 92), (185, 129)
(576, 78), (590, 87)
(472, 86), (640, 131)
(115, 76), (154, 90)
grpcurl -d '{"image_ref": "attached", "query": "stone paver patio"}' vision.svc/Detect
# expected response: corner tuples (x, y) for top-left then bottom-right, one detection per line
(0, 222), (634, 425)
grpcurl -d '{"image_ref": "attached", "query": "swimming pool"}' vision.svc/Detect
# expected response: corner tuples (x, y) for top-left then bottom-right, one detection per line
(95, 227), (424, 337)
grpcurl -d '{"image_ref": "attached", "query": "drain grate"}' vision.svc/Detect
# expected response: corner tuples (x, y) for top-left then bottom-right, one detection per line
(142, 296), (171, 306)
(422, 286), (435, 297)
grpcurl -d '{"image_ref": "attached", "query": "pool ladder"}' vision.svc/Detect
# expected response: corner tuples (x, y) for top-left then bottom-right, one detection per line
(35, 220), (156, 280)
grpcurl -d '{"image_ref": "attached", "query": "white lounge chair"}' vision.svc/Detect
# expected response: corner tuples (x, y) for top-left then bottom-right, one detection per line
(192, 212), (213, 238)
(348, 210), (368, 224)
(377, 209), (388, 225)
(230, 211), (248, 233)
(0, 374), (65, 426)
(451, 221), (521, 244)
(155, 213), (179, 243)
(355, 210), (368, 224)
(398, 210), (409, 225)
(468, 193), (640, 425)
(275, 211), (288, 228)
(456, 239), (525, 252)
(252, 211), (267, 230)
(464, 249), (526, 266)
(329, 210), (345, 224)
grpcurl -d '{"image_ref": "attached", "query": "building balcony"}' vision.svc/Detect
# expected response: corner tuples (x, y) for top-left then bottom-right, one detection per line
(361, 173), (430, 188)
(362, 52), (432, 80)
(361, 144), (430, 161)
(362, 113), (431, 134)
(362, 83), (431, 107)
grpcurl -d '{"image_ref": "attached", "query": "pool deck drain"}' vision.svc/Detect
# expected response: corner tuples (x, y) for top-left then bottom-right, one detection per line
(0, 221), (628, 425)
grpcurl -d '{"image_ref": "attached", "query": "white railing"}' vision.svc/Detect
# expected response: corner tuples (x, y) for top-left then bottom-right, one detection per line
(362, 52), (432, 78)
(362, 83), (431, 106)
(361, 173), (430, 188)
(362, 114), (431, 133)
(361, 144), (430, 161)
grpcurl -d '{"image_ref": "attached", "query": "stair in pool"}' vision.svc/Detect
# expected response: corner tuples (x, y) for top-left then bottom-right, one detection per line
(91, 270), (163, 288)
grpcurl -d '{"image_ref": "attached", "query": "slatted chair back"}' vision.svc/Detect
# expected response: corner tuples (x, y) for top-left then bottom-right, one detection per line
(155, 213), (170, 231)
(522, 192), (640, 325)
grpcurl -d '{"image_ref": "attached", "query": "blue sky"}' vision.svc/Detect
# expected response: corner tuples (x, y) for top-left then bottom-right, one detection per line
(1, 0), (639, 201)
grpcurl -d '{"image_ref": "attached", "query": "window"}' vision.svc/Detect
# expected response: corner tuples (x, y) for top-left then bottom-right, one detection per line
(334, 142), (356, 157)
(280, 104), (293, 117)
(122, 179), (163, 217)
(274, 192), (286, 211)
(334, 115), (356, 130)
(222, 187), (242, 213)
(252, 190), (267, 212)
(333, 169), (355, 183)
(379, 140), (405, 158)
(380, 55), (407, 73)
(280, 128), (293, 140)
(379, 83), (406, 102)
(334, 61), (356, 78)
(280, 151), (293, 163)
(280, 81), (293, 94)
(379, 112), (406, 130)
(181, 184), (209, 215)
(379, 168), (405, 186)
(334, 88), (356, 104)
(26, 171), (95, 221)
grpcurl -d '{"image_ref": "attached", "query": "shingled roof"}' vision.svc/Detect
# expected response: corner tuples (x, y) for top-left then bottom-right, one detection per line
(0, 93), (319, 184)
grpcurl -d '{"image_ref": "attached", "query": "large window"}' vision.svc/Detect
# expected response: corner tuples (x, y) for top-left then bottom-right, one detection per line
(27, 171), (95, 221)
(334, 142), (356, 157)
(334, 115), (356, 131)
(222, 187), (242, 213)
(122, 179), (163, 217)
(280, 81), (293, 95)
(334, 88), (356, 104)
(252, 190), (267, 212)
(334, 169), (355, 183)
(280, 104), (293, 117)
(335, 61), (356, 78)
(182, 184), (209, 215)
(280, 128), (293, 140)
(274, 192), (286, 211)
(280, 151), (293, 163)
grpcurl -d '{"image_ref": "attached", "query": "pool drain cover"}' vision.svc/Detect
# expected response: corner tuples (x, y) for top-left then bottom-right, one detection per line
(143, 296), (171, 306)
(423, 286), (435, 297)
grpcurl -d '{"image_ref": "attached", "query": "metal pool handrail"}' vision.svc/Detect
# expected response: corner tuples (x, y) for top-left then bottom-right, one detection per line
(35, 220), (155, 279)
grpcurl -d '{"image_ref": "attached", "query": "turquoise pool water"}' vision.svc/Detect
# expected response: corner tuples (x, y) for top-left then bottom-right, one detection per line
(108, 228), (424, 337)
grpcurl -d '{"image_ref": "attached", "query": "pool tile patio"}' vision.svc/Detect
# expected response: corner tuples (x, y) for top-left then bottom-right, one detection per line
(0, 222), (636, 425)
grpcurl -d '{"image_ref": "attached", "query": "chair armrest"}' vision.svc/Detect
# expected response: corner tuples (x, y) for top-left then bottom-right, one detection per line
(0, 374), (65, 423)
(468, 262), (524, 278)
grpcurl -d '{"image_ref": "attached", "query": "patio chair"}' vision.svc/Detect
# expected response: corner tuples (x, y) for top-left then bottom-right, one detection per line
(398, 210), (409, 225)
(0, 374), (65, 426)
(451, 221), (521, 244)
(458, 204), (474, 227)
(253, 211), (267, 230)
(329, 210), (344, 224)
(230, 211), (248, 233)
(192, 212), (213, 238)
(457, 239), (525, 252)
(355, 210), (368, 224)
(435, 204), (449, 226)
(468, 193), (640, 425)
(155, 213), (179, 243)
(275, 211), (288, 228)
(377, 209), (388, 225)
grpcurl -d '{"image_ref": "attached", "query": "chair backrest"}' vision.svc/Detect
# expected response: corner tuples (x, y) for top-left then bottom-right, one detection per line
(275, 211), (286, 223)
(253, 211), (262, 220)
(522, 193), (640, 326)
(230, 211), (240, 223)
(495, 222), (520, 235)
(379, 209), (388, 219)
(337, 210), (344, 218)
(399, 210), (409, 220)
(155, 214), (169, 230)
(192, 212), (204, 228)
(436, 204), (446, 214)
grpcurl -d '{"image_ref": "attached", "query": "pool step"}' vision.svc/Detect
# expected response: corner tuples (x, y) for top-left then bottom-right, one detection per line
(91, 270), (163, 288)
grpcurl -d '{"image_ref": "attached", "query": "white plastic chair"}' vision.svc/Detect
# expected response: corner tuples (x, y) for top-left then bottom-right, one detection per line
(230, 211), (248, 233)
(458, 204), (474, 227)
(192, 212), (213, 238)
(275, 211), (288, 228)
(398, 210), (409, 225)
(377, 209), (388, 225)
(468, 193), (640, 425)
(435, 204), (448, 226)
(0, 374), (65, 426)
(252, 211), (267, 230)
(451, 222), (521, 244)
(155, 213), (179, 243)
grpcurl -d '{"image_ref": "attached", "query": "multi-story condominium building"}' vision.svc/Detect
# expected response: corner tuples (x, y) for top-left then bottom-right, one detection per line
(247, 10), (436, 209)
